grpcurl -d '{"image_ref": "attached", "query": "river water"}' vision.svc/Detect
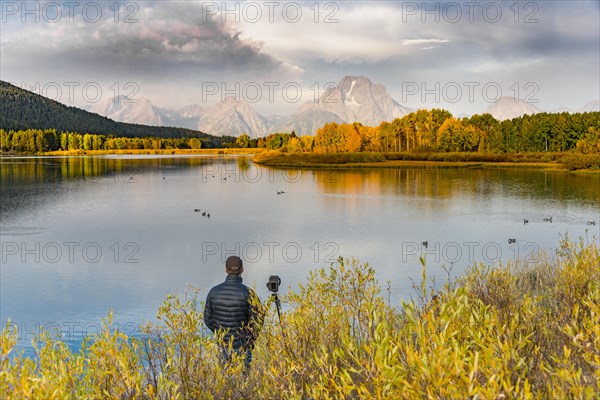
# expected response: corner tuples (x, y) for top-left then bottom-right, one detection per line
(1, 155), (598, 351)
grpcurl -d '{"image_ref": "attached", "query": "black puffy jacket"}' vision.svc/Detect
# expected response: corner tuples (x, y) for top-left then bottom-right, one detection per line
(204, 275), (260, 349)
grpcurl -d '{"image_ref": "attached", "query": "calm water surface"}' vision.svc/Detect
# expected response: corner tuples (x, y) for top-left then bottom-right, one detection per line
(1, 155), (599, 351)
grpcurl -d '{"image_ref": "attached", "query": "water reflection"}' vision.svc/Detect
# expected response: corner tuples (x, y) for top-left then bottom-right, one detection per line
(0, 156), (598, 353)
(313, 168), (600, 207)
(0, 155), (242, 220)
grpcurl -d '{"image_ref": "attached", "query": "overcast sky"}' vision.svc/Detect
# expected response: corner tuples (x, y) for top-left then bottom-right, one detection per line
(1, 0), (598, 116)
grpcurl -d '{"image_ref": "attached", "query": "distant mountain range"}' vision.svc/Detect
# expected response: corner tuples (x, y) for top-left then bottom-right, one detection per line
(87, 97), (204, 130)
(484, 97), (599, 121)
(0, 81), (234, 147)
(88, 76), (413, 137)
(3, 77), (598, 138)
(88, 76), (599, 136)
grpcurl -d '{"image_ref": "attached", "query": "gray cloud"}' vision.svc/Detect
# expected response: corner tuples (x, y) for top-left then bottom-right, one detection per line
(282, 1), (598, 114)
(0, 0), (597, 114)
(1, 1), (298, 81)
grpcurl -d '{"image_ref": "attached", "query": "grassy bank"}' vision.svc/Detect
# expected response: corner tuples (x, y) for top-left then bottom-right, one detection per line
(253, 151), (600, 172)
(39, 148), (265, 156)
(1, 240), (599, 399)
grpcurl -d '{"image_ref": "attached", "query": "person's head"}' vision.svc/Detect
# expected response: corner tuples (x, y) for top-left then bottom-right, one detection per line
(225, 255), (244, 276)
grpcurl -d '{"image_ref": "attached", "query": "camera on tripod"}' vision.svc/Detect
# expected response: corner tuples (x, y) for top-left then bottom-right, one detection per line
(266, 275), (281, 293)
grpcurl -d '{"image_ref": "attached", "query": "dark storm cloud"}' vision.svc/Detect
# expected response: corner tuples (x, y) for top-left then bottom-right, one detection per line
(1, 1), (295, 79)
(0, 0), (597, 113)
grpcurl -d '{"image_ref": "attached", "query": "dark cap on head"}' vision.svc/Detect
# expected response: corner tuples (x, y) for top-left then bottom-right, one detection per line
(225, 256), (243, 274)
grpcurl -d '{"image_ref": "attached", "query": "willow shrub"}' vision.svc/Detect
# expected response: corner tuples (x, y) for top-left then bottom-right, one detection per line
(1, 240), (598, 399)
(561, 154), (600, 170)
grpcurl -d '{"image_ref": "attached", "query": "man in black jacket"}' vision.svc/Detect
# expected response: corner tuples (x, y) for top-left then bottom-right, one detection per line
(204, 256), (261, 369)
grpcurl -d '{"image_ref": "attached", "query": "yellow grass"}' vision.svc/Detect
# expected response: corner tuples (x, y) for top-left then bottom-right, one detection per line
(1, 239), (598, 399)
(253, 151), (566, 171)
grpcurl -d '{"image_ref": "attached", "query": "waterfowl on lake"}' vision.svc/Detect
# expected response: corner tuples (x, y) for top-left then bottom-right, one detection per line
(524, 219), (529, 224)
(422, 241), (428, 249)
(543, 217), (553, 223)
(508, 238), (516, 244)
(588, 220), (597, 225)
(202, 212), (206, 216)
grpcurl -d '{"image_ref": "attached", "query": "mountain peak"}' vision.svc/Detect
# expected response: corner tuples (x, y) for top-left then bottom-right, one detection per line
(340, 75), (371, 82)
(89, 95), (165, 126)
(485, 97), (541, 120)
(199, 97), (270, 137)
(338, 75), (371, 85)
(273, 75), (410, 135)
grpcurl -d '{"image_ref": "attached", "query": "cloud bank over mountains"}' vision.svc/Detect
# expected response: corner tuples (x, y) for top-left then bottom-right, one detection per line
(85, 76), (599, 138)
(1, 1), (598, 116)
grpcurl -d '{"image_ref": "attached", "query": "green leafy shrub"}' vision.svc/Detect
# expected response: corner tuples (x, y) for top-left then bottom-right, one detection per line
(561, 154), (600, 170)
(1, 240), (598, 399)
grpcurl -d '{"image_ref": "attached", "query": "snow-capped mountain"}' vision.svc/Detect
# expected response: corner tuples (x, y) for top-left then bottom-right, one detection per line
(89, 97), (207, 129)
(83, 80), (598, 137)
(197, 97), (271, 138)
(485, 97), (542, 120)
(274, 76), (411, 134)
(89, 96), (168, 126)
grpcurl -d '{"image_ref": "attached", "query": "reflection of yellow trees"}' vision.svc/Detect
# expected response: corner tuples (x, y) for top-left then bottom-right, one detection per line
(0, 160), (48, 184)
(60, 157), (108, 180)
(0, 156), (227, 184)
(315, 169), (455, 200)
(237, 156), (250, 171)
(315, 167), (600, 210)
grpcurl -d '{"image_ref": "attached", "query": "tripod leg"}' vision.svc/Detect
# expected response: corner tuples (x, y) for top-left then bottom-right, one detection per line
(271, 294), (291, 354)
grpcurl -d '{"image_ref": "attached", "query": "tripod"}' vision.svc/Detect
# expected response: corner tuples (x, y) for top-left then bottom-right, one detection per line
(271, 292), (283, 325)
(269, 292), (291, 354)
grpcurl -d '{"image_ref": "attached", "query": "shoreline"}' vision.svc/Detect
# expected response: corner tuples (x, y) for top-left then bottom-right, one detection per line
(38, 148), (263, 156)
(256, 158), (565, 171)
(252, 151), (600, 173)
(2, 149), (599, 174)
